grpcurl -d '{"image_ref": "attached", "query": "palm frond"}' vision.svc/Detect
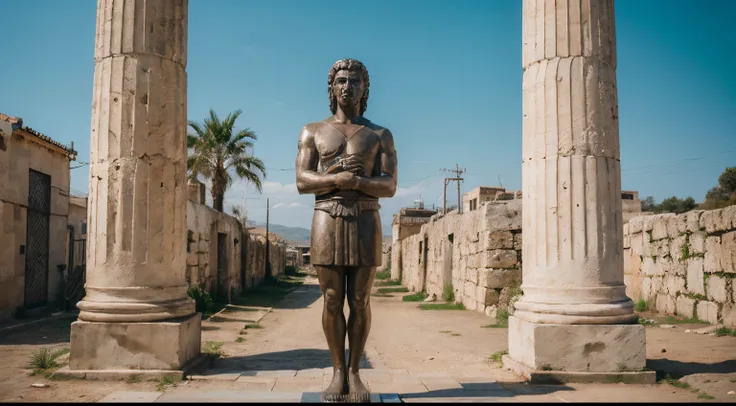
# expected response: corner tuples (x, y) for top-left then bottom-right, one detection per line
(188, 108), (267, 207)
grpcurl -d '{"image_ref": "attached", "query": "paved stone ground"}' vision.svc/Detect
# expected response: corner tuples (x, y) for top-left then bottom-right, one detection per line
(2, 273), (735, 402)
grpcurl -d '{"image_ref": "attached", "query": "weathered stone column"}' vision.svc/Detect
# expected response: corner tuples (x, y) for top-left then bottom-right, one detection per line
(67, 0), (201, 377)
(504, 0), (653, 383)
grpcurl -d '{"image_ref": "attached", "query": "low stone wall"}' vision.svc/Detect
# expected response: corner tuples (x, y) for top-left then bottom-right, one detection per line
(186, 201), (286, 303)
(397, 200), (522, 315)
(243, 233), (286, 287)
(624, 206), (736, 327)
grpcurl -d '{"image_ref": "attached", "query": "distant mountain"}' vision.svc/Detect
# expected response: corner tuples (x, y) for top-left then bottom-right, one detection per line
(255, 223), (311, 242)
(255, 222), (392, 244)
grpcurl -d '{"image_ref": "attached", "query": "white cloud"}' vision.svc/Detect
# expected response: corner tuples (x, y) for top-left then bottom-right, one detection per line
(273, 202), (308, 209)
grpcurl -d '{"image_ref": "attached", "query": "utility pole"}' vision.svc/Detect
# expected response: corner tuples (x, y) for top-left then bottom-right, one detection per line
(265, 197), (271, 280)
(440, 164), (466, 214)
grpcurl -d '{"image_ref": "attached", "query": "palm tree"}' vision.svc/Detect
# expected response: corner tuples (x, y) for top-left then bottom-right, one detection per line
(187, 109), (267, 212)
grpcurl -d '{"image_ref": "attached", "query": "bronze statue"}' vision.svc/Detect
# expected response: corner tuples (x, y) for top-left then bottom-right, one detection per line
(295, 59), (398, 402)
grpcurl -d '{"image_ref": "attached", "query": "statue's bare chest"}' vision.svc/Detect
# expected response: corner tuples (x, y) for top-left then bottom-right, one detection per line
(314, 123), (381, 161)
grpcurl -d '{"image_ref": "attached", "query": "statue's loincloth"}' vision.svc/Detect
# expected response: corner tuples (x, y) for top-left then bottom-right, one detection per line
(310, 192), (383, 267)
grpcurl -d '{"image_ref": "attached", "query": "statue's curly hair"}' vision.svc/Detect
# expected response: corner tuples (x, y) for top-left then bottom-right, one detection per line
(328, 58), (370, 115)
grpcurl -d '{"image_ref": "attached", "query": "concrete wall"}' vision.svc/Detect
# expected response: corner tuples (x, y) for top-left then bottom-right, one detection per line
(0, 133), (71, 320)
(462, 187), (506, 212)
(186, 200), (286, 303)
(623, 206), (736, 328)
(398, 200), (523, 315)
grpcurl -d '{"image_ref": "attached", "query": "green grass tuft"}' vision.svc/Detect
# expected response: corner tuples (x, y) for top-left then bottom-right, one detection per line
(634, 299), (649, 312)
(715, 326), (736, 337)
(29, 347), (69, 371)
(442, 283), (455, 303)
(375, 279), (402, 287)
(489, 350), (508, 363)
(659, 373), (691, 389)
(419, 302), (465, 311)
(403, 292), (427, 302)
(375, 269), (391, 280)
(202, 341), (224, 358)
(377, 287), (409, 294)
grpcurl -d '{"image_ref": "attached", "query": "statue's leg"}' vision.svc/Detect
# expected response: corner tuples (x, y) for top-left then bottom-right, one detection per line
(346, 266), (377, 401)
(316, 265), (348, 399)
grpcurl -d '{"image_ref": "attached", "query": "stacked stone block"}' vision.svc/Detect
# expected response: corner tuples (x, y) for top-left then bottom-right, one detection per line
(624, 206), (736, 327)
(399, 200), (522, 315)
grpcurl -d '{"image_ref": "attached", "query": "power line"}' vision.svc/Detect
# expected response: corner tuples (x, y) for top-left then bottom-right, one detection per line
(621, 148), (736, 175)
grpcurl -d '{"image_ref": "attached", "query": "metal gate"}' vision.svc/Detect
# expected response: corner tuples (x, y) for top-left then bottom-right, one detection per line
(65, 227), (87, 310)
(25, 169), (51, 309)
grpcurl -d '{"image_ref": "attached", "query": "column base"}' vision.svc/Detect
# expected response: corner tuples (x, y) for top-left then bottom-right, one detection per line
(67, 313), (202, 374)
(504, 315), (655, 384)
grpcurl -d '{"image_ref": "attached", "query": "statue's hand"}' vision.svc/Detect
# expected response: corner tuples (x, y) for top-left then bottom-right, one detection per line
(335, 171), (359, 190)
(341, 155), (364, 175)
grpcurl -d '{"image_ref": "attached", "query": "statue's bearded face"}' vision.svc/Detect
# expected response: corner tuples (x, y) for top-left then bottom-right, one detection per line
(332, 69), (365, 110)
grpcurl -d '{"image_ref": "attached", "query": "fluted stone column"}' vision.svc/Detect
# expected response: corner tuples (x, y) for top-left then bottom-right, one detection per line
(503, 0), (653, 383)
(67, 0), (201, 376)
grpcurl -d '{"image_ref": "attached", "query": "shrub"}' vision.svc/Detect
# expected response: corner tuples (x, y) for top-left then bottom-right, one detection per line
(187, 287), (214, 313)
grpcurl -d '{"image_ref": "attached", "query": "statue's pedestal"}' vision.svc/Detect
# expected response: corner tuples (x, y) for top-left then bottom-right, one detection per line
(503, 316), (656, 384)
(56, 314), (203, 380)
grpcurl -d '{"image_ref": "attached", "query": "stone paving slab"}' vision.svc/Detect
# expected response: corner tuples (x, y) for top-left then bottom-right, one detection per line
(234, 376), (277, 390)
(420, 376), (464, 391)
(245, 369), (298, 378)
(155, 390), (303, 403)
(99, 391), (164, 403)
(295, 368), (326, 378)
(272, 376), (323, 392)
(189, 371), (241, 381)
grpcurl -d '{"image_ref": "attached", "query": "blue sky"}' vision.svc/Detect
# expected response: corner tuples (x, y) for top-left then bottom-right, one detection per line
(2, 0), (734, 231)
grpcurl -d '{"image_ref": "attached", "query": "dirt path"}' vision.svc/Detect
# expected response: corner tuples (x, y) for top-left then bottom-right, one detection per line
(203, 274), (512, 377)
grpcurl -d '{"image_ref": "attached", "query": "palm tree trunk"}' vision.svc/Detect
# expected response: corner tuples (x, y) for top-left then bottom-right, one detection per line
(214, 192), (225, 212)
(210, 180), (223, 212)
(211, 174), (227, 212)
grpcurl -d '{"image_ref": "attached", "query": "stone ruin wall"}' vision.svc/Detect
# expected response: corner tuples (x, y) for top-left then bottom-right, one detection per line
(397, 200), (522, 315)
(624, 206), (736, 328)
(186, 200), (285, 301)
(394, 197), (735, 326)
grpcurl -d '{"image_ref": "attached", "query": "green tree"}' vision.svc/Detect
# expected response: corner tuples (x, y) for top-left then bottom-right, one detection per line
(657, 196), (697, 214)
(187, 109), (266, 212)
(718, 167), (736, 194)
(641, 196), (657, 212)
(700, 167), (736, 210)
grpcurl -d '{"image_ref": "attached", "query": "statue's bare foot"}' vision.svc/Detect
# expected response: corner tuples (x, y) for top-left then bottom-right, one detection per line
(322, 368), (347, 402)
(348, 371), (370, 403)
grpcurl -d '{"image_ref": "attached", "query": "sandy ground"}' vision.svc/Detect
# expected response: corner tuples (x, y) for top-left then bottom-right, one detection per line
(0, 275), (734, 402)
